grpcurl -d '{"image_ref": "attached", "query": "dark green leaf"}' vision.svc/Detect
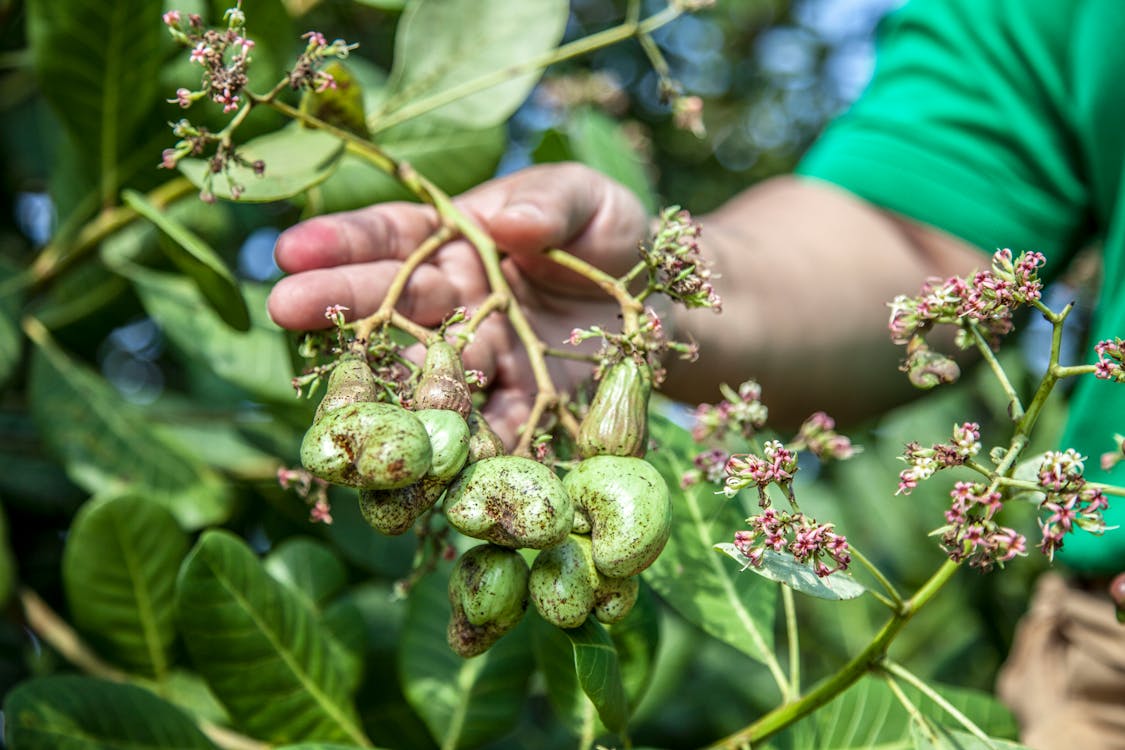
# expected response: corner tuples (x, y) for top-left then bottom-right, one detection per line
(176, 530), (368, 745)
(0, 264), (21, 388)
(715, 544), (866, 601)
(530, 613), (598, 736)
(564, 618), (629, 734)
(27, 0), (165, 206)
(63, 494), (189, 678)
(178, 125), (345, 203)
(265, 537), (349, 610)
(0, 502), (14, 605)
(121, 189), (249, 331)
(399, 569), (533, 749)
(644, 413), (778, 664)
(382, 0), (568, 128)
(911, 719), (1030, 750)
(353, 0), (406, 9)
(120, 266), (295, 403)
(608, 583), (660, 709)
(27, 329), (232, 529)
(3, 675), (218, 750)
(307, 124), (504, 213)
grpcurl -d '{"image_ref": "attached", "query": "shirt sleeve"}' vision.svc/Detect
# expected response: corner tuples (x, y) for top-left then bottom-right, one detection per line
(796, 0), (1093, 265)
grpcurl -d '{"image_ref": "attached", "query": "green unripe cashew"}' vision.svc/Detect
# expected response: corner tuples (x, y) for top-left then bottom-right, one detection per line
(593, 574), (639, 625)
(415, 409), (471, 481)
(415, 341), (473, 419)
(358, 476), (447, 535)
(467, 410), (505, 463)
(576, 357), (652, 458)
(562, 455), (671, 578)
(529, 535), (600, 628)
(300, 402), (432, 489)
(444, 456), (573, 549)
(315, 353), (379, 421)
(447, 544), (529, 658)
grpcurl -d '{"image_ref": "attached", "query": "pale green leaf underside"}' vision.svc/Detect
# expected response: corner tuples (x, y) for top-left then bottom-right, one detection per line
(715, 544), (867, 601)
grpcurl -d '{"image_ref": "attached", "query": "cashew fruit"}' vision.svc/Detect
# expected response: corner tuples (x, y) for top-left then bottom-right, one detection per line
(358, 475), (446, 535)
(415, 408), (471, 481)
(444, 456), (573, 549)
(300, 402), (431, 489)
(315, 353), (379, 421)
(562, 455), (670, 578)
(577, 357), (652, 458)
(447, 544), (529, 657)
(415, 341), (473, 419)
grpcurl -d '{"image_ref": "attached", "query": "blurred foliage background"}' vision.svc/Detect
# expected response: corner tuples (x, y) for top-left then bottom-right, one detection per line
(0, 0), (1073, 747)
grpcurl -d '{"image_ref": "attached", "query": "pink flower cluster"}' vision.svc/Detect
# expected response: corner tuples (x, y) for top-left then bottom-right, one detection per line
(938, 481), (1025, 570)
(277, 467), (332, 524)
(691, 380), (768, 442)
(896, 422), (981, 495)
(164, 9), (254, 114)
(733, 508), (851, 578)
(642, 207), (722, 313)
(723, 440), (798, 502)
(1094, 338), (1125, 383)
(287, 30), (357, 93)
(888, 248), (1046, 351)
(1036, 449), (1110, 560)
(789, 411), (858, 462)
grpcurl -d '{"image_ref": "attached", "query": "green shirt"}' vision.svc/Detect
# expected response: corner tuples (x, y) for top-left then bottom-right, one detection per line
(797, 0), (1125, 573)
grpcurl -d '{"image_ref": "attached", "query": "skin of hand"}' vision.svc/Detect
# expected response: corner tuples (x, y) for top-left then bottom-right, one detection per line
(268, 162), (985, 442)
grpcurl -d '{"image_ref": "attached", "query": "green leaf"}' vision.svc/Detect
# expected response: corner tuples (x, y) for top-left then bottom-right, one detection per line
(301, 62), (370, 138)
(0, 264), (21, 389)
(644, 413), (778, 664)
(307, 124), (504, 213)
(175, 530), (368, 745)
(121, 189), (250, 332)
(26, 0), (166, 206)
(63, 494), (189, 678)
(771, 676), (1019, 749)
(3, 675), (218, 750)
(564, 619), (629, 734)
(120, 266), (296, 403)
(399, 569), (533, 749)
(534, 108), (656, 213)
(531, 614), (595, 735)
(608, 583), (661, 709)
(179, 125), (345, 203)
(715, 544), (867, 601)
(27, 330), (232, 529)
(354, 0), (406, 8)
(265, 537), (349, 610)
(382, 0), (568, 128)
(911, 720), (1030, 750)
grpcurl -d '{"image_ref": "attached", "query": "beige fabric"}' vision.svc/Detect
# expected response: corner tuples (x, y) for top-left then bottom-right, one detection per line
(997, 573), (1125, 749)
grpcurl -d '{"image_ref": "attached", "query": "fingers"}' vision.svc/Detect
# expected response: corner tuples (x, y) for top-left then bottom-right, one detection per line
(273, 201), (441, 273)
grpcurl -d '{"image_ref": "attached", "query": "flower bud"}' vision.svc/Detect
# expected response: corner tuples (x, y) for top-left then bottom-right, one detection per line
(414, 341), (472, 419)
(577, 358), (652, 458)
(315, 353), (378, 421)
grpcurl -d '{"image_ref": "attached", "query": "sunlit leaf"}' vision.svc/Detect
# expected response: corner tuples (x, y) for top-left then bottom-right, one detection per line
(27, 327), (232, 529)
(353, 0), (405, 9)
(715, 544), (866, 601)
(121, 266), (295, 403)
(382, 0), (568, 128)
(564, 618), (629, 734)
(176, 530), (368, 745)
(121, 189), (249, 332)
(265, 537), (349, 610)
(63, 494), (189, 678)
(644, 413), (777, 664)
(3, 675), (218, 750)
(399, 569), (533, 749)
(179, 125), (345, 203)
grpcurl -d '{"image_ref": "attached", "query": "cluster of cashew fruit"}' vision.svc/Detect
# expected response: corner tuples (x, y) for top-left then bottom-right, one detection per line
(301, 341), (671, 657)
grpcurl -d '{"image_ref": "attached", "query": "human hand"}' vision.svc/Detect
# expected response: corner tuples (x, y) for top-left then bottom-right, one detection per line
(267, 162), (650, 446)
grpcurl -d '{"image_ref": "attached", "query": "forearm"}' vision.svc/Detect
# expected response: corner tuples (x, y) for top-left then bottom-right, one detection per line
(662, 176), (987, 427)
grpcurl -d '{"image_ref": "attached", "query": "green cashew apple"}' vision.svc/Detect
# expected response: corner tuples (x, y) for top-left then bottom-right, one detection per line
(314, 352), (379, 421)
(467, 410), (505, 462)
(444, 456), (573, 549)
(415, 408), (471, 481)
(563, 455), (671, 578)
(448, 544), (529, 657)
(576, 357), (652, 458)
(300, 402), (431, 489)
(358, 476), (447, 535)
(592, 574), (639, 625)
(529, 535), (599, 628)
(414, 341), (473, 419)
